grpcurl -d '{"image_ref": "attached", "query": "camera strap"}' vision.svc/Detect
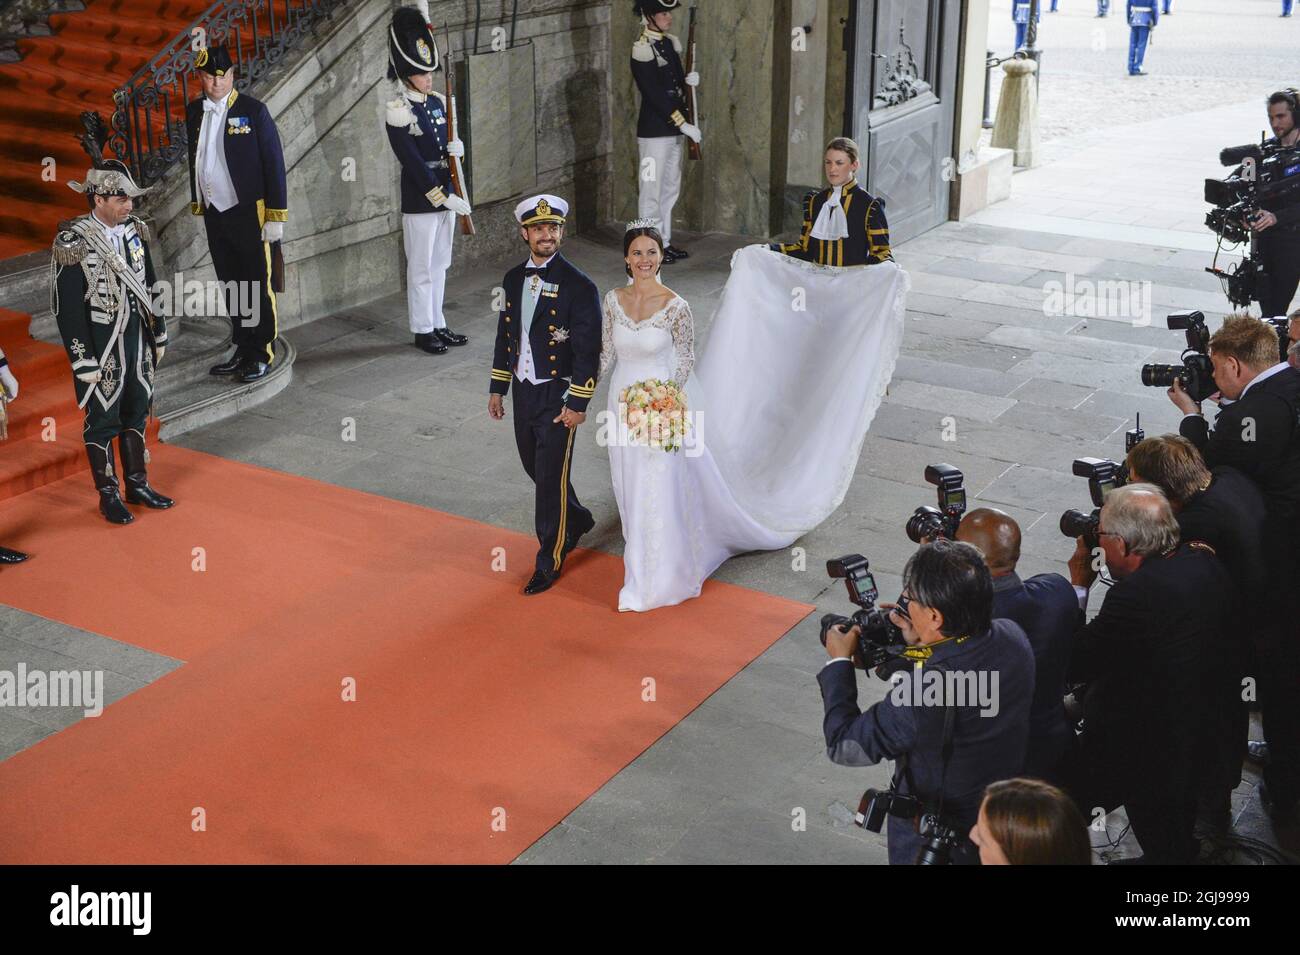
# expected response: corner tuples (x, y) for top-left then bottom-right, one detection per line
(892, 681), (958, 820)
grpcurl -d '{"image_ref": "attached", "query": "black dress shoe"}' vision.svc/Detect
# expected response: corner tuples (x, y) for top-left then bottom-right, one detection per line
(661, 247), (681, 265)
(209, 353), (243, 376)
(414, 332), (448, 355)
(523, 569), (559, 595)
(236, 359), (270, 382)
(664, 244), (690, 260)
(0, 546), (29, 563)
(434, 328), (469, 346)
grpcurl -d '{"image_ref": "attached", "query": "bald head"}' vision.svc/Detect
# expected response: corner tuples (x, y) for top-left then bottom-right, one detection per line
(955, 507), (1022, 577)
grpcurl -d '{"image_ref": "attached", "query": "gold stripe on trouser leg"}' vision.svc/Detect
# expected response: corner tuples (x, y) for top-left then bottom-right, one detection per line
(552, 426), (577, 569)
(261, 239), (278, 364)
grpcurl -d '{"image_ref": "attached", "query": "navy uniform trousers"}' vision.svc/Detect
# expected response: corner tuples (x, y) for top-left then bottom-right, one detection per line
(203, 201), (278, 364)
(510, 376), (592, 574)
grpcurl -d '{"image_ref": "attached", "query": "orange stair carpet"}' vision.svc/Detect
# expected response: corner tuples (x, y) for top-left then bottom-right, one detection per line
(0, 0), (262, 261)
(0, 446), (813, 863)
(0, 307), (159, 501)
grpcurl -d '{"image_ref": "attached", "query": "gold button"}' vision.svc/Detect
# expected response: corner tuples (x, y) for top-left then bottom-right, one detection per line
(550, 309), (556, 315)
(505, 317), (511, 323)
(550, 370), (557, 376)
(550, 355), (557, 361)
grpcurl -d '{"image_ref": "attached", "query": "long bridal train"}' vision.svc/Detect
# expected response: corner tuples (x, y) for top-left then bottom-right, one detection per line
(603, 245), (908, 612)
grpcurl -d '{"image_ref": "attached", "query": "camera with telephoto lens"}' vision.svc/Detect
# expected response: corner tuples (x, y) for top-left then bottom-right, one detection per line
(1140, 312), (1217, 403)
(905, 464), (968, 544)
(819, 554), (907, 674)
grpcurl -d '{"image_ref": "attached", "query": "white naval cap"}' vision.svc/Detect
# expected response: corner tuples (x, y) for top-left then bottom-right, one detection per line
(515, 194), (568, 226)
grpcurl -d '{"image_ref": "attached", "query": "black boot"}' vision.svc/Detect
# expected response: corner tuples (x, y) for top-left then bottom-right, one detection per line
(0, 546), (29, 563)
(119, 430), (174, 509)
(86, 443), (133, 524)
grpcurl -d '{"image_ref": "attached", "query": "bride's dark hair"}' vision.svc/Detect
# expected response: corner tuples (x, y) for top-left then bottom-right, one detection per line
(624, 225), (664, 278)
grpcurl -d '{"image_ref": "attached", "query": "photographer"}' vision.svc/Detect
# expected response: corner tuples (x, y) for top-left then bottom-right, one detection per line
(1065, 486), (1235, 863)
(1126, 436), (1266, 830)
(1239, 91), (1300, 317)
(1170, 313), (1300, 530)
(819, 540), (1036, 865)
(956, 508), (1078, 783)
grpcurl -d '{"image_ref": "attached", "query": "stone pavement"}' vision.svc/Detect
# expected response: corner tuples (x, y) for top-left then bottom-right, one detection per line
(986, 0), (1296, 153)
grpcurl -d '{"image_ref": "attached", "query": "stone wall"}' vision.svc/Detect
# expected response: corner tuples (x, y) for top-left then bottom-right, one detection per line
(152, 0), (616, 333)
(610, 0), (777, 239)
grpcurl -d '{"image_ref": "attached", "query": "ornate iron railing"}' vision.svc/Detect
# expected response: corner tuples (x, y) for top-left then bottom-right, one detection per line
(105, 0), (344, 186)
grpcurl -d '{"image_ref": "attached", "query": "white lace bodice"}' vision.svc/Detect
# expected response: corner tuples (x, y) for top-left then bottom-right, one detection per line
(599, 289), (695, 387)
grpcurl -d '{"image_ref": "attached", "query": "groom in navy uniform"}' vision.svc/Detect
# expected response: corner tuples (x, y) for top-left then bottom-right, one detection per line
(488, 195), (601, 595)
(185, 43), (289, 383)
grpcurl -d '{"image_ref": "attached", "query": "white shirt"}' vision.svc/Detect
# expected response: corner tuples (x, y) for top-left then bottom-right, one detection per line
(515, 252), (559, 386)
(91, 211), (126, 255)
(197, 93), (239, 212)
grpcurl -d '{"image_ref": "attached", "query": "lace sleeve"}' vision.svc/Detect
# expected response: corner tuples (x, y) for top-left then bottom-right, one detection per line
(669, 298), (695, 387)
(598, 291), (616, 380)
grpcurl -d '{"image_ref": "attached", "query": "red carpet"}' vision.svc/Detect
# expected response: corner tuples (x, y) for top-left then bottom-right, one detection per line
(0, 0), (255, 260)
(0, 308), (157, 502)
(0, 445), (813, 863)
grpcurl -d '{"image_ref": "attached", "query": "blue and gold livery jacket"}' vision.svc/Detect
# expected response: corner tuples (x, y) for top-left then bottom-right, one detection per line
(631, 27), (690, 139)
(385, 87), (455, 215)
(489, 254), (602, 413)
(184, 89), (288, 225)
(773, 179), (893, 266)
(51, 214), (165, 410)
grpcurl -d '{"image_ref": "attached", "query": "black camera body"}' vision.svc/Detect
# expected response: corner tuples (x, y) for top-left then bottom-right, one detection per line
(1059, 455), (1129, 549)
(905, 464), (968, 544)
(1206, 139), (1300, 306)
(820, 554), (906, 673)
(1140, 311), (1218, 403)
(855, 789), (961, 865)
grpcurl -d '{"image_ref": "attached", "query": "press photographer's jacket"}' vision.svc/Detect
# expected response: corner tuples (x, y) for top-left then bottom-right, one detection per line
(817, 619), (1035, 865)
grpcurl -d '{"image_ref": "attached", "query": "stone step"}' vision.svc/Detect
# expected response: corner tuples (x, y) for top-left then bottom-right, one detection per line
(157, 336), (295, 439)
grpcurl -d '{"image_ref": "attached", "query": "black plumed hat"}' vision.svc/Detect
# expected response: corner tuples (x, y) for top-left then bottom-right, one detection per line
(387, 5), (439, 81)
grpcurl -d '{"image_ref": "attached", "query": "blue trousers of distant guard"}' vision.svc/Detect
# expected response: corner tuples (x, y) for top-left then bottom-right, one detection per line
(1097, 0), (1109, 14)
(1015, 22), (1028, 49)
(1285, 0), (1294, 16)
(1127, 26), (1150, 73)
(1162, 0), (1172, 12)
(1050, 0), (1059, 11)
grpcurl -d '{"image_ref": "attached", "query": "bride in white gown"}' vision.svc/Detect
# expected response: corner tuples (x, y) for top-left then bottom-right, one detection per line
(599, 221), (906, 612)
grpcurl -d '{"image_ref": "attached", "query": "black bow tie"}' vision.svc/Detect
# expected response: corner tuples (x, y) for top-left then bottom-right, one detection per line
(524, 266), (550, 279)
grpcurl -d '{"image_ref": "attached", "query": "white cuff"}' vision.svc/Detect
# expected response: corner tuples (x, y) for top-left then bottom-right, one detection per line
(822, 657), (854, 669)
(1073, 585), (1089, 610)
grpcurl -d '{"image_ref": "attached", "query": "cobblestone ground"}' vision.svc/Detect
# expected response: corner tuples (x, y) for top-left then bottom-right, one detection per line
(986, 0), (1297, 155)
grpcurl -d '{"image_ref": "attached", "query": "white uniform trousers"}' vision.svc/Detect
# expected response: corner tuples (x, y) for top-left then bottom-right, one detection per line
(637, 135), (684, 246)
(402, 210), (455, 334)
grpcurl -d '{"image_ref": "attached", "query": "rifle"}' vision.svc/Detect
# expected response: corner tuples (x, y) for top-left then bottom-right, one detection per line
(440, 29), (475, 236)
(685, 5), (702, 161)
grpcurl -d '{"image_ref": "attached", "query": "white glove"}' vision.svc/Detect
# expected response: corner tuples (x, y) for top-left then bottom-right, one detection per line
(155, 346), (165, 366)
(679, 122), (702, 144)
(684, 71), (700, 87)
(261, 221), (284, 243)
(442, 193), (472, 217)
(0, 364), (18, 400)
(76, 370), (101, 384)
(446, 138), (465, 158)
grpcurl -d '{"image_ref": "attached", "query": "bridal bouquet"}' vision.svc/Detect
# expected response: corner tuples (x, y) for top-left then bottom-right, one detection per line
(619, 378), (688, 452)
